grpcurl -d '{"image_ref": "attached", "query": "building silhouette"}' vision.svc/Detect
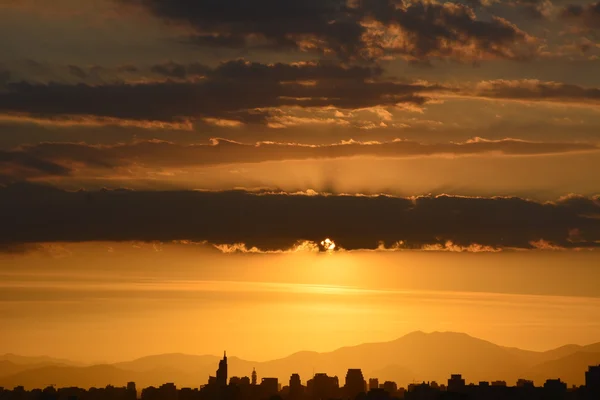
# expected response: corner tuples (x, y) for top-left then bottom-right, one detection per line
(447, 375), (465, 393)
(516, 379), (534, 388)
(125, 383), (136, 400)
(288, 374), (302, 400)
(307, 373), (339, 400)
(3, 357), (600, 400)
(217, 352), (228, 387)
(381, 381), (398, 397)
(344, 369), (365, 400)
(585, 365), (600, 398)
(368, 379), (379, 391)
(260, 378), (279, 398)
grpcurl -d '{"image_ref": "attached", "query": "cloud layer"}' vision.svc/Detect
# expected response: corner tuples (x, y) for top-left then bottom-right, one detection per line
(0, 60), (438, 126)
(5, 56), (600, 130)
(1, 138), (595, 181)
(121, 0), (537, 62)
(1, 184), (599, 251)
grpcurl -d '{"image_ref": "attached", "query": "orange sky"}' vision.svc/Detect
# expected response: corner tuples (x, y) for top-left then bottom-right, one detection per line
(2, 243), (600, 362)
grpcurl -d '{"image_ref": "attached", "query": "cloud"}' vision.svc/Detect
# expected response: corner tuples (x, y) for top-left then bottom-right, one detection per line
(1, 183), (599, 251)
(467, 79), (600, 105)
(469, 0), (554, 20)
(67, 65), (88, 79)
(121, 0), (365, 58)
(560, 2), (600, 29)
(150, 62), (210, 80)
(0, 60), (436, 125)
(150, 59), (383, 82)
(7, 61), (600, 129)
(360, 0), (537, 61)
(7, 138), (598, 174)
(120, 0), (536, 62)
(0, 149), (71, 183)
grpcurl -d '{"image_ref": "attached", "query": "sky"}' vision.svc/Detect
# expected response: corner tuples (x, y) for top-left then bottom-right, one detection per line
(1, 0), (600, 363)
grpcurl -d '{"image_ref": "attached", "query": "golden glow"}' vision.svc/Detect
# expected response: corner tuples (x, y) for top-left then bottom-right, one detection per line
(2, 242), (600, 363)
(321, 238), (336, 251)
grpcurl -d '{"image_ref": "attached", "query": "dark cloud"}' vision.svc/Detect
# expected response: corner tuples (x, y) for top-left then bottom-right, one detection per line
(4, 61), (600, 127)
(120, 0), (535, 62)
(150, 59), (382, 81)
(0, 150), (71, 183)
(472, 79), (600, 103)
(10, 138), (598, 172)
(150, 62), (189, 80)
(362, 0), (536, 61)
(560, 1), (600, 29)
(67, 65), (88, 79)
(0, 60), (434, 124)
(1, 183), (599, 251)
(187, 34), (252, 48)
(514, 0), (553, 19)
(472, 0), (553, 20)
(122, 0), (363, 58)
(117, 65), (140, 74)
(149, 62), (212, 81)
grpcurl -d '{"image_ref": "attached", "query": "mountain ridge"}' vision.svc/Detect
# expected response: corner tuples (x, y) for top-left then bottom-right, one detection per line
(1, 331), (598, 389)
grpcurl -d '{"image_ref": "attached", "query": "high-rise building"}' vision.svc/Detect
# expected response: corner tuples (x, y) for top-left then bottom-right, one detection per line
(345, 369), (366, 400)
(216, 351), (228, 387)
(368, 379), (379, 391)
(260, 378), (279, 398)
(289, 374), (303, 399)
(308, 373), (339, 400)
(516, 379), (534, 388)
(543, 378), (566, 396)
(229, 377), (243, 386)
(381, 381), (397, 395)
(252, 368), (257, 386)
(586, 365), (600, 394)
(126, 382), (136, 400)
(447, 374), (466, 392)
(157, 383), (177, 400)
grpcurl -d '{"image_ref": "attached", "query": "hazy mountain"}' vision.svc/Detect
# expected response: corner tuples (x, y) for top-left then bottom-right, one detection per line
(502, 344), (594, 368)
(0, 354), (80, 367)
(0, 365), (131, 389)
(0, 361), (36, 378)
(251, 331), (527, 384)
(0, 357), (80, 380)
(1, 332), (599, 390)
(114, 354), (220, 373)
(582, 343), (600, 353)
(527, 351), (600, 386)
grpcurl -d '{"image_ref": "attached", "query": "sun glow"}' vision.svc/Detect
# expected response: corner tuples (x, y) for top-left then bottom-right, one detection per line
(320, 238), (336, 252)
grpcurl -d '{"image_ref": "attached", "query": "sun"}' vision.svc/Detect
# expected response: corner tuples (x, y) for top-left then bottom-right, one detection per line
(320, 238), (336, 252)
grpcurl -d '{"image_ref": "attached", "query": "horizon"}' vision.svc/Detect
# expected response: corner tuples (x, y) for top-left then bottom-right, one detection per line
(3, 247), (600, 362)
(4, 330), (600, 366)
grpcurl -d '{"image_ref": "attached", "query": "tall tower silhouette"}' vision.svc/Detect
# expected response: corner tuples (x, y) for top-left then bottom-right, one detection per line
(216, 351), (228, 387)
(251, 368), (257, 385)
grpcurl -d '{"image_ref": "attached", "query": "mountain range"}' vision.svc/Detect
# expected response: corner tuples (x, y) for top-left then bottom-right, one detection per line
(1, 332), (599, 390)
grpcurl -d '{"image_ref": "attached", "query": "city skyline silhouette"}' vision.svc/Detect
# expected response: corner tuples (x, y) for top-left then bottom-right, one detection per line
(1, 350), (599, 400)
(2, 332), (600, 390)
